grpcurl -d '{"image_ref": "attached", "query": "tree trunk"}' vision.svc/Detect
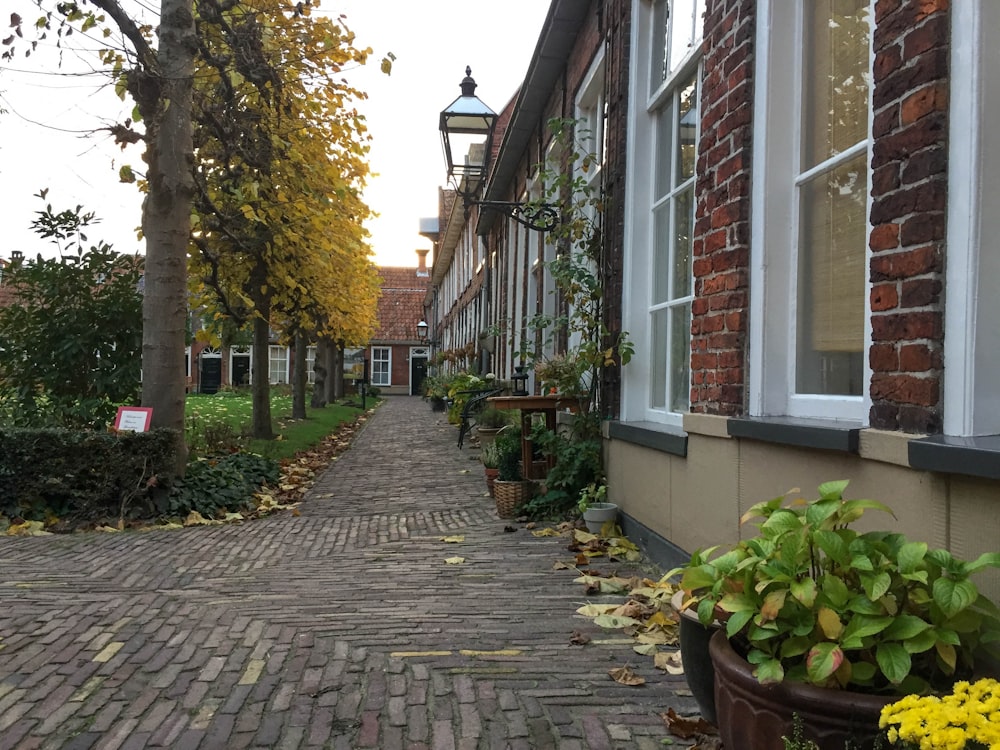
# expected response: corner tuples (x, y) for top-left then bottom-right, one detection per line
(291, 330), (308, 419)
(332, 342), (345, 400)
(311, 337), (329, 408)
(251, 303), (274, 439)
(138, 0), (196, 475)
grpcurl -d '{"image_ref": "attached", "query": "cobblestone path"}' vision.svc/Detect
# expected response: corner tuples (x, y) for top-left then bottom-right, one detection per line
(0, 396), (697, 749)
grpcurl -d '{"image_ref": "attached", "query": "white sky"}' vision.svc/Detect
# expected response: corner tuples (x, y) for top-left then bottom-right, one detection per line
(0, 0), (552, 267)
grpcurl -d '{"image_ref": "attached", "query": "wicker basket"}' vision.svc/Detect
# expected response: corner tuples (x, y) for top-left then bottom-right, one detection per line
(493, 480), (529, 518)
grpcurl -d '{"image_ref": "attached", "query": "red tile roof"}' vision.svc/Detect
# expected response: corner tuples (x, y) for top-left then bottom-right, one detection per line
(375, 266), (430, 342)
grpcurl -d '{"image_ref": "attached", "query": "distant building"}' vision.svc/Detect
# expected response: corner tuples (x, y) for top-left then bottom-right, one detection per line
(367, 250), (432, 396)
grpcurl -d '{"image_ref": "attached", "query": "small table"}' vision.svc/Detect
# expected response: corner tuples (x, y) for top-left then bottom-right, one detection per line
(487, 395), (582, 479)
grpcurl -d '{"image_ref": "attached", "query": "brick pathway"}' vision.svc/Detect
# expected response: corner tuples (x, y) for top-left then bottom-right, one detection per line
(0, 396), (698, 749)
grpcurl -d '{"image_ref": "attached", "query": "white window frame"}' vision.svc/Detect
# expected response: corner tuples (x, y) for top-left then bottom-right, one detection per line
(945, 0), (1000, 436)
(747, 0), (873, 422)
(268, 345), (289, 385)
(621, 0), (703, 428)
(371, 346), (391, 387)
(306, 345), (317, 385)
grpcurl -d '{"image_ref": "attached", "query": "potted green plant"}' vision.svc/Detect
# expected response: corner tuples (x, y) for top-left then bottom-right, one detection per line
(492, 428), (528, 519)
(475, 407), (509, 448)
(479, 440), (501, 498)
(682, 480), (1000, 750)
(577, 482), (618, 534)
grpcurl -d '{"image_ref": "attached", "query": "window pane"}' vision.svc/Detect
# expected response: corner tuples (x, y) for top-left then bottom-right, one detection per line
(669, 302), (692, 413)
(802, 0), (871, 169)
(652, 203), (672, 304)
(651, 0), (669, 88)
(654, 106), (675, 199)
(677, 76), (698, 181)
(651, 308), (668, 409)
(672, 185), (693, 298)
(796, 153), (867, 396)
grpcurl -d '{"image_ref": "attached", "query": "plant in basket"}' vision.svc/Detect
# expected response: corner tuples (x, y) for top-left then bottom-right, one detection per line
(479, 440), (501, 497)
(491, 428), (528, 519)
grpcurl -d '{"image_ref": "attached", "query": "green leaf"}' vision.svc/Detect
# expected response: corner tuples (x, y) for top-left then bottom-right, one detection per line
(790, 578), (817, 608)
(817, 479), (849, 500)
(725, 609), (754, 638)
(903, 629), (937, 654)
(861, 571), (892, 601)
(964, 551), (1000, 574)
(897, 541), (928, 574)
(761, 509), (804, 535)
(779, 636), (812, 659)
(814, 530), (850, 565)
(933, 577), (978, 619)
(851, 661), (877, 683)
(806, 642), (843, 683)
(753, 658), (784, 685)
(881, 614), (930, 641)
(718, 592), (757, 613)
(875, 642), (911, 684)
(820, 574), (850, 608)
(840, 614), (894, 649)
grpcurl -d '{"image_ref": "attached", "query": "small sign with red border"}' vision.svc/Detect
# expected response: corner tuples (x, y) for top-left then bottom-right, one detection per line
(114, 407), (153, 433)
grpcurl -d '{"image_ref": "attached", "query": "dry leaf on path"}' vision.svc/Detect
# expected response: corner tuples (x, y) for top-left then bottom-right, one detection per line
(608, 666), (645, 686)
(444, 556), (466, 565)
(661, 708), (718, 739)
(440, 535), (465, 543)
(655, 650), (684, 674)
(569, 630), (591, 645)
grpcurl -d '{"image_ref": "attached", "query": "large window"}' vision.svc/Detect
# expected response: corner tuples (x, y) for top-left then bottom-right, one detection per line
(268, 345), (288, 385)
(622, 0), (704, 427)
(371, 346), (391, 387)
(749, 0), (871, 420)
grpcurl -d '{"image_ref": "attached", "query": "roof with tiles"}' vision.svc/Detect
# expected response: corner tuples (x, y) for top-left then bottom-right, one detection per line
(374, 264), (430, 342)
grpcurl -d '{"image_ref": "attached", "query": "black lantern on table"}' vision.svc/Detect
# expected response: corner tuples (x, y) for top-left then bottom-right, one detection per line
(511, 365), (529, 397)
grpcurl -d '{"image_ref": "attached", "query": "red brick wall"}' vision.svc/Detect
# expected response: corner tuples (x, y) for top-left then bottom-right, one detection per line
(868, 0), (949, 433)
(689, 0), (755, 416)
(600, 0), (631, 419)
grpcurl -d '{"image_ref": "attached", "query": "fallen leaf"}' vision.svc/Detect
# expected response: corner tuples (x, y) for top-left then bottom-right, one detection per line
(524, 522), (536, 529)
(444, 556), (466, 565)
(655, 650), (684, 675)
(661, 708), (718, 739)
(608, 666), (645, 686)
(633, 643), (658, 656)
(531, 528), (561, 537)
(575, 603), (619, 617)
(593, 614), (643, 629)
(552, 561), (573, 570)
(569, 631), (591, 645)
(183, 511), (216, 526)
(503, 525), (517, 533)
(441, 535), (465, 543)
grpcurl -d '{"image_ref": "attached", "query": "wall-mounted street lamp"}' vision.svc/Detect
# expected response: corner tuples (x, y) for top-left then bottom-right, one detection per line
(439, 67), (559, 233)
(416, 319), (439, 347)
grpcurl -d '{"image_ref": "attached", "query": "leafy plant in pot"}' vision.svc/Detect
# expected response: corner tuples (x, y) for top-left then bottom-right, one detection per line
(479, 440), (501, 498)
(683, 480), (1000, 750)
(577, 482), (618, 535)
(475, 407), (509, 448)
(492, 428), (528, 519)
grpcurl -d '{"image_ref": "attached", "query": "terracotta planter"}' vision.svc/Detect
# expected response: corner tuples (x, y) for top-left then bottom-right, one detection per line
(484, 467), (499, 497)
(709, 630), (892, 750)
(671, 591), (720, 725)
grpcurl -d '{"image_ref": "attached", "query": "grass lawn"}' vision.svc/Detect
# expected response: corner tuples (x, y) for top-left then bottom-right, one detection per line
(185, 390), (373, 461)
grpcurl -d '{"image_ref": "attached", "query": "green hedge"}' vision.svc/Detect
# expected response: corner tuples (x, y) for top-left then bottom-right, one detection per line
(0, 428), (178, 524)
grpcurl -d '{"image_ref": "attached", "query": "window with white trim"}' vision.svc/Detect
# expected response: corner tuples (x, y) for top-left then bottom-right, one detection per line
(749, 0), (871, 421)
(371, 346), (391, 387)
(945, 0), (1000, 436)
(306, 346), (317, 385)
(622, 0), (704, 427)
(268, 345), (289, 384)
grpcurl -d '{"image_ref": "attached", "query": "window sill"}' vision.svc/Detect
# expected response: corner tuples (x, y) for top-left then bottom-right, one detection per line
(908, 434), (1000, 480)
(727, 416), (862, 453)
(607, 421), (687, 457)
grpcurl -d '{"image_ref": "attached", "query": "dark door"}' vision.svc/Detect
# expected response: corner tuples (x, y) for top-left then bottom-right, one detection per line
(231, 355), (251, 387)
(411, 356), (427, 396)
(201, 357), (222, 394)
